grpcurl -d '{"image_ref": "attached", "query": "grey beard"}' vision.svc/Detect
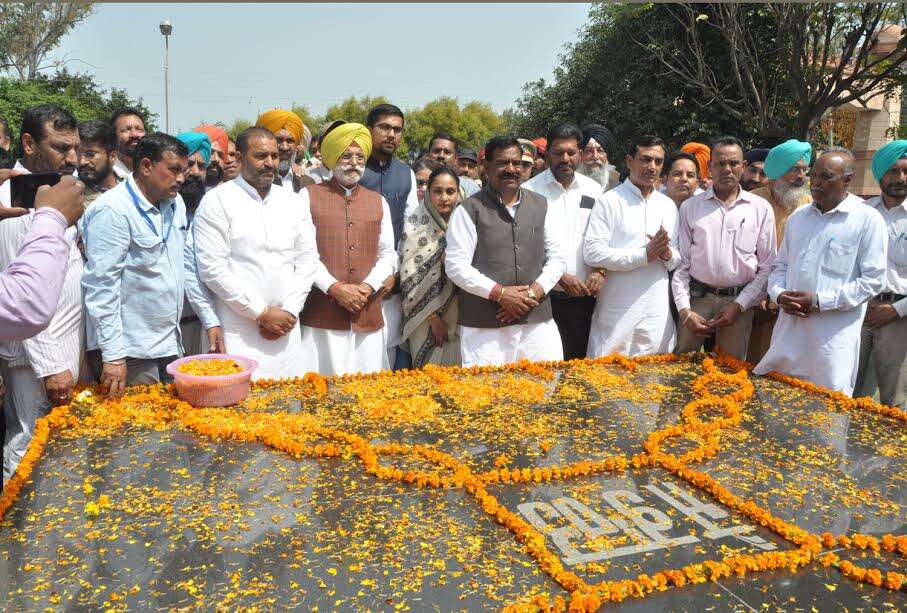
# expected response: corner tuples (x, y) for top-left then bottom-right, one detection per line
(336, 163), (365, 188)
(774, 182), (811, 210)
(579, 162), (608, 187)
(278, 159), (292, 176)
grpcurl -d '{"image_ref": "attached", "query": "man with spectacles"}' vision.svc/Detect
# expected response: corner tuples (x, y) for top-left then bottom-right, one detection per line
(755, 148), (887, 395)
(361, 104), (420, 370)
(300, 123), (398, 376)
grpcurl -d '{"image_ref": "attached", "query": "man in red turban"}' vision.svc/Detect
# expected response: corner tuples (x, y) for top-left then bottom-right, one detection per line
(194, 124), (229, 188)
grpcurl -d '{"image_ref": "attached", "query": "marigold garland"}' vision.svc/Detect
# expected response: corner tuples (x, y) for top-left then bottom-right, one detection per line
(2, 350), (906, 611)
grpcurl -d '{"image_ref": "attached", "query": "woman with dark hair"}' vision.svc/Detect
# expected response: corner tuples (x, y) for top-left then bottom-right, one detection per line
(399, 166), (461, 367)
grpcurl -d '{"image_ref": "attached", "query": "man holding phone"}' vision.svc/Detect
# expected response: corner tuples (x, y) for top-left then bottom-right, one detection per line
(0, 103), (84, 483)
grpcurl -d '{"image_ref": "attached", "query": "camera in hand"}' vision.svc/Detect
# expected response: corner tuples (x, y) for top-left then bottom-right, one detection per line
(10, 172), (62, 209)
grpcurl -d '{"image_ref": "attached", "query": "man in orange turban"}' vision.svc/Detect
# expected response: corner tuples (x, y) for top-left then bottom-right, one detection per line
(256, 109), (306, 190)
(681, 142), (711, 189)
(194, 124), (229, 188)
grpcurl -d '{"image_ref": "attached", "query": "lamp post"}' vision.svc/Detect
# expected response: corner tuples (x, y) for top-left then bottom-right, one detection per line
(159, 20), (173, 133)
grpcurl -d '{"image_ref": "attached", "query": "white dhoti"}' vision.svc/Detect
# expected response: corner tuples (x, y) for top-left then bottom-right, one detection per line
(300, 325), (389, 376)
(459, 320), (563, 367)
(221, 316), (308, 380)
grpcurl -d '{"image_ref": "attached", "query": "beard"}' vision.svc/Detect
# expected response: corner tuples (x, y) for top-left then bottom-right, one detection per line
(578, 162), (608, 187)
(277, 157), (292, 177)
(335, 162), (365, 187)
(774, 181), (811, 210)
(180, 175), (206, 212)
(205, 163), (223, 187)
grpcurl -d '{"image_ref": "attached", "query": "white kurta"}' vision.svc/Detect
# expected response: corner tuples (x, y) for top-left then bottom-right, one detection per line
(444, 189), (567, 367)
(192, 176), (320, 379)
(583, 180), (680, 357)
(300, 188), (398, 377)
(754, 195), (887, 395)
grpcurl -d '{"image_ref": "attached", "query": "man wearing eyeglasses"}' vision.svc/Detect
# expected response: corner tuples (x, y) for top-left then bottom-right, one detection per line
(754, 148), (887, 396)
(359, 104), (420, 370)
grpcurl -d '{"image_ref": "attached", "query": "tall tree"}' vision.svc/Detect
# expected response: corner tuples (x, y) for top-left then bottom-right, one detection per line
(404, 97), (504, 159)
(634, 2), (907, 138)
(0, 3), (94, 80)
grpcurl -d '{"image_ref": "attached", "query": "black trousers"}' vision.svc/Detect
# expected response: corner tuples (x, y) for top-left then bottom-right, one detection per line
(551, 294), (596, 360)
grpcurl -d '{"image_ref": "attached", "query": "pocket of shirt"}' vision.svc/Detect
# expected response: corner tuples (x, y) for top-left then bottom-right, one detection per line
(890, 236), (907, 267)
(731, 224), (758, 253)
(821, 241), (855, 277)
(129, 232), (163, 267)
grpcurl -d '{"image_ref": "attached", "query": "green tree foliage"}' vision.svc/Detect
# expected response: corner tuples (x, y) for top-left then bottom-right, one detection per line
(225, 119), (252, 141)
(404, 98), (505, 159)
(0, 3), (95, 80)
(0, 70), (156, 153)
(322, 95), (391, 126)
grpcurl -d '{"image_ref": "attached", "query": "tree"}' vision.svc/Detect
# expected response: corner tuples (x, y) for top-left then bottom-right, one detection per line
(225, 119), (252, 141)
(634, 2), (907, 138)
(322, 95), (390, 125)
(509, 4), (753, 160)
(404, 97), (504, 159)
(0, 70), (155, 153)
(0, 3), (94, 80)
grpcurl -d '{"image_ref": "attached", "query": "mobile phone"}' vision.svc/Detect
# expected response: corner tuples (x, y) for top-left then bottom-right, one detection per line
(9, 172), (62, 209)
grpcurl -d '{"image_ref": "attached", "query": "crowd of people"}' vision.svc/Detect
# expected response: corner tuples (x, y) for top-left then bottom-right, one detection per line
(0, 100), (905, 490)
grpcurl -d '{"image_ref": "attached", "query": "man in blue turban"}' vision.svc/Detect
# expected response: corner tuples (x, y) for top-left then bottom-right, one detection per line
(854, 140), (907, 408)
(746, 140), (814, 364)
(175, 131), (211, 214)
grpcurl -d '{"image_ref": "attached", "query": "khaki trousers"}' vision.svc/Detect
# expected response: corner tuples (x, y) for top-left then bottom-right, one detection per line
(675, 293), (754, 361)
(855, 314), (907, 408)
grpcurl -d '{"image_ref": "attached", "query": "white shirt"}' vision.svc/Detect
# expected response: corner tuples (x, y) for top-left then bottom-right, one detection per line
(0, 161), (83, 378)
(192, 176), (320, 327)
(865, 195), (907, 317)
(444, 189), (567, 299)
(309, 187), (399, 294)
(112, 157), (131, 180)
(582, 179), (679, 356)
(755, 194), (887, 394)
(522, 168), (602, 281)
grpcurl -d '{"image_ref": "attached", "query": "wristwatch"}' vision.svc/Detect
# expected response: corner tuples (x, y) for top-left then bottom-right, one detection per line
(527, 287), (537, 301)
(811, 294), (819, 312)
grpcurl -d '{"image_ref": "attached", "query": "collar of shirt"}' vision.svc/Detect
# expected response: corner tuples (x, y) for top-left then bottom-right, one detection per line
(703, 185), (751, 209)
(541, 168), (580, 194)
(484, 185), (523, 210)
(810, 192), (861, 216)
(13, 159), (29, 174)
(621, 177), (663, 203)
(125, 174), (167, 213)
(366, 156), (391, 173)
(867, 194), (907, 214)
(234, 173), (273, 204)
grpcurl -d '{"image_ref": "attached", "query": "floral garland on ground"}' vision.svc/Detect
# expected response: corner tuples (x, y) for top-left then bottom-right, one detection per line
(1, 352), (905, 611)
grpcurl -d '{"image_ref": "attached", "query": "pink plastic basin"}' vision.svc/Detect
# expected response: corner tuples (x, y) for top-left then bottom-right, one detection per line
(166, 354), (259, 407)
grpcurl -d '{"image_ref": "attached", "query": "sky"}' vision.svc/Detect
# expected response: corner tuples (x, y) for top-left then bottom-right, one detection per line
(50, 3), (592, 132)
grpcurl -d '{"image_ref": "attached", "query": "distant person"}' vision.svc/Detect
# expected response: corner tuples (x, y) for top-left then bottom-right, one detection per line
(855, 140), (907, 407)
(457, 148), (479, 182)
(255, 109), (308, 191)
(109, 108), (146, 179)
(175, 131), (211, 216)
(412, 158), (439, 204)
(222, 138), (239, 182)
(77, 120), (120, 206)
(741, 148), (770, 191)
(532, 137), (548, 175)
(681, 141), (712, 191)
(194, 124), (228, 191)
(427, 132), (481, 198)
(517, 138), (536, 185)
(661, 151), (700, 208)
(0, 115), (11, 167)
(445, 136), (566, 366)
(755, 149), (886, 396)
(579, 124), (619, 192)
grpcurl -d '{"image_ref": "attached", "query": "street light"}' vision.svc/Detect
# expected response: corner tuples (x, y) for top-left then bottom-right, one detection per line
(159, 20), (173, 133)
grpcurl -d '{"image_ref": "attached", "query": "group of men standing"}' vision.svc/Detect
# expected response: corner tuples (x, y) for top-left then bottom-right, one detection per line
(0, 98), (906, 487)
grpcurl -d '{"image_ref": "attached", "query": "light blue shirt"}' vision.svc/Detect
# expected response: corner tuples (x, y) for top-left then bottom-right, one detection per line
(81, 175), (188, 361)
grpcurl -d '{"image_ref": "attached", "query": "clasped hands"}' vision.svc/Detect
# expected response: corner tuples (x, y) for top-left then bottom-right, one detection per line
(646, 225), (672, 263)
(680, 302), (744, 336)
(776, 291), (817, 319)
(257, 306), (298, 340)
(496, 282), (545, 324)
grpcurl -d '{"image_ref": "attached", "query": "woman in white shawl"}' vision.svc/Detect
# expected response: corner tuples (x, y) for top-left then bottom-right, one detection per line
(400, 166), (461, 367)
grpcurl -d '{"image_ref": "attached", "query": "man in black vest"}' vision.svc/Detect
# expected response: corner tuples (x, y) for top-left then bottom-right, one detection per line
(360, 103), (420, 370)
(445, 136), (567, 366)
